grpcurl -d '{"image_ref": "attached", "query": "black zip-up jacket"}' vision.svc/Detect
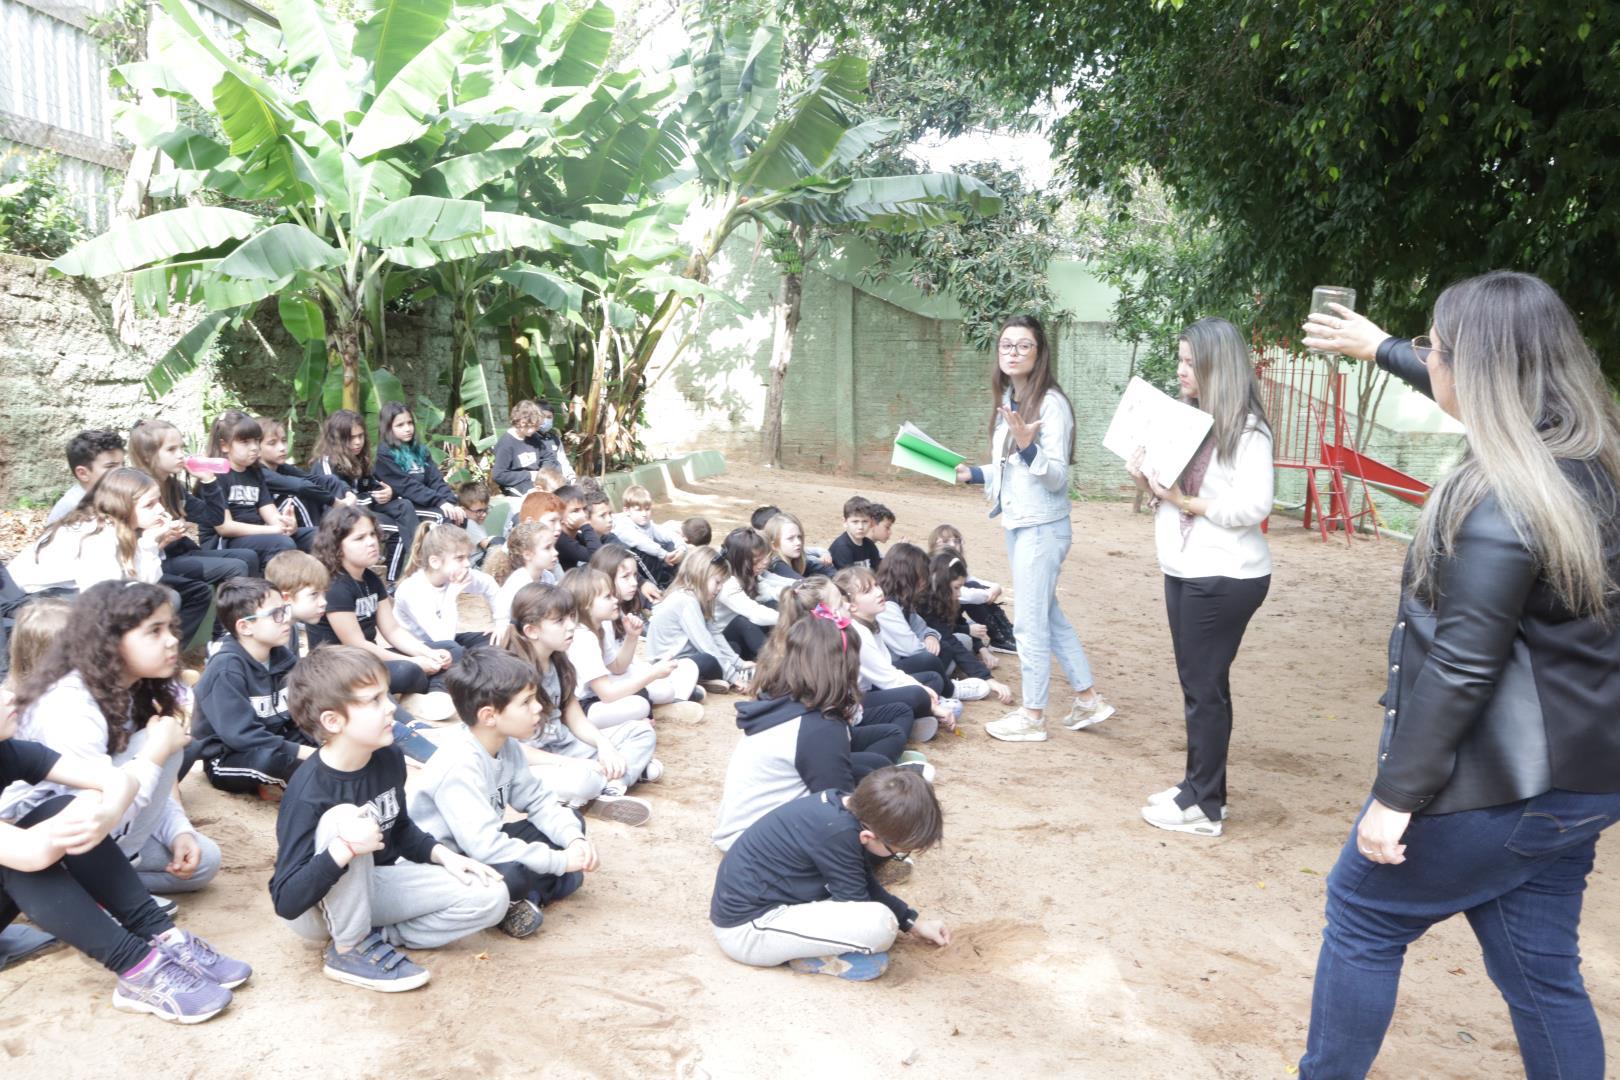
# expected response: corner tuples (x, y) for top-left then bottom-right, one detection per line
(264, 462), (349, 514)
(191, 637), (313, 777)
(372, 446), (456, 514)
(1370, 338), (1620, 814)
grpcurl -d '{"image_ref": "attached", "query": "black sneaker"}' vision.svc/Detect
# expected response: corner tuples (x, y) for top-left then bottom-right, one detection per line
(989, 637), (1019, 654)
(498, 899), (544, 939)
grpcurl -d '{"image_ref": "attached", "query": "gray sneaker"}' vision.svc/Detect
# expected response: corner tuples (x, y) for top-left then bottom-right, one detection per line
(113, 950), (233, 1024)
(322, 931), (430, 993)
(498, 899), (544, 939)
(586, 793), (652, 826)
(158, 929), (252, 989)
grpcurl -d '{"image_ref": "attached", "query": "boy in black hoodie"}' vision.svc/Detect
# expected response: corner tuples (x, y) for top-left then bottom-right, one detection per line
(192, 578), (316, 800)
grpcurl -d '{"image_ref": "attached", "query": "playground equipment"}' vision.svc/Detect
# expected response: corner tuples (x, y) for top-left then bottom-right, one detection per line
(1254, 342), (1430, 543)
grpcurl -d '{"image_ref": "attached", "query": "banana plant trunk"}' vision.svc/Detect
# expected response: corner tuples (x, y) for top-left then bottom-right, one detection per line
(334, 319), (362, 413)
(760, 267), (803, 468)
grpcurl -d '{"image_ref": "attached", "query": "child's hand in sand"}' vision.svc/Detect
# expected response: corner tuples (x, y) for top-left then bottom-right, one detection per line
(910, 919), (951, 947)
(988, 679), (1013, 704)
(564, 837), (599, 873)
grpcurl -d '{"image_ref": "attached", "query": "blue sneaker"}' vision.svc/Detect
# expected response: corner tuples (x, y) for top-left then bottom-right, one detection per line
(159, 929), (252, 989)
(787, 951), (890, 981)
(113, 950), (232, 1023)
(323, 931), (430, 992)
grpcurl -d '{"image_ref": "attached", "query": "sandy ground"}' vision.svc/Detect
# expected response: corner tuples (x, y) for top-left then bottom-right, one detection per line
(2, 461), (1616, 1079)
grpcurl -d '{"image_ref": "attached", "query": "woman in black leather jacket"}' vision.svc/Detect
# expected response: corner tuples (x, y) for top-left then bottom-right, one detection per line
(1297, 271), (1620, 1079)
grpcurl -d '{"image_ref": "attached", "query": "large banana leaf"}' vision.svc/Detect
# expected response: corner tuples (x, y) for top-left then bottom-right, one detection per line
(349, 25), (471, 160)
(734, 55), (869, 194)
(360, 196), (484, 247)
(354, 0), (451, 94)
(278, 292), (326, 343)
(779, 172), (1005, 232)
(215, 223), (343, 280)
(51, 207), (261, 277)
(535, 1), (614, 87)
(278, 0), (359, 127)
(417, 211), (584, 263)
(638, 273), (748, 315)
(496, 265), (586, 323)
(145, 310), (237, 398)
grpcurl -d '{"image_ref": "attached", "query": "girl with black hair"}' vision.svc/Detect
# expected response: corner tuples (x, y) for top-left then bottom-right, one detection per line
(371, 402), (465, 530)
(714, 527), (779, 662)
(311, 409), (419, 583)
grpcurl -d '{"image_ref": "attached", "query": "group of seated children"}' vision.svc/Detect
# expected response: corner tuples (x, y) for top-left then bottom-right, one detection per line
(0, 405), (1007, 1011)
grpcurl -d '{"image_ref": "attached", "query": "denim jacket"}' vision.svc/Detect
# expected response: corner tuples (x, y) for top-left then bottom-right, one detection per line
(968, 390), (1075, 528)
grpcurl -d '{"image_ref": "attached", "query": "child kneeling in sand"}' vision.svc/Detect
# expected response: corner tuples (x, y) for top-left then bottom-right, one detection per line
(709, 768), (950, 981)
(269, 647), (510, 992)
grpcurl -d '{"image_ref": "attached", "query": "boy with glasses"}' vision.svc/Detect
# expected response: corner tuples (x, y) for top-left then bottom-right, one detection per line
(192, 578), (316, 800)
(710, 767), (950, 981)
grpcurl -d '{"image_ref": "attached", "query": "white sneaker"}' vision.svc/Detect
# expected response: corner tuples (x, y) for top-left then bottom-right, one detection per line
(953, 678), (990, 701)
(1146, 786), (1229, 819)
(1140, 800), (1222, 837)
(1063, 695), (1115, 730)
(651, 701), (704, 724)
(640, 758), (665, 784)
(985, 710), (1048, 743)
(401, 691), (456, 723)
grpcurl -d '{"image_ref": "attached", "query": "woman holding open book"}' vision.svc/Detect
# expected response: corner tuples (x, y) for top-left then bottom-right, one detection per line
(1126, 316), (1274, 838)
(954, 315), (1115, 744)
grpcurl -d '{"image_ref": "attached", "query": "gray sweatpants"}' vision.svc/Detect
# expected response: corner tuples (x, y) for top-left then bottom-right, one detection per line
(113, 730), (222, 894)
(535, 721), (656, 807)
(284, 806), (508, 951)
(713, 901), (899, 967)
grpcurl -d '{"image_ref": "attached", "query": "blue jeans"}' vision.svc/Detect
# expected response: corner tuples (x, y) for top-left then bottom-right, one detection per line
(1301, 789), (1620, 1079)
(1003, 516), (1094, 709)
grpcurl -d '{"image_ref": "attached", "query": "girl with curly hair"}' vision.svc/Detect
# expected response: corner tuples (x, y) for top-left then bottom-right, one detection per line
(0, 581), (221, 896)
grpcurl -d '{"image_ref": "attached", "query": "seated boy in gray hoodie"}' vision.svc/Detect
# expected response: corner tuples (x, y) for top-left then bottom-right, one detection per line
(408, 647), (597, 936)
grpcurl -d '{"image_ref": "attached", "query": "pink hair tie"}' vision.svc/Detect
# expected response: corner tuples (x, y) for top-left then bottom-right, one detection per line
(811, 603), (850, 651)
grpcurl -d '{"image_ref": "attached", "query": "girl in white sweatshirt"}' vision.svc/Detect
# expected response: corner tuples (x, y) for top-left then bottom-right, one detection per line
(0, 581), (221, 896)
(8, 468), (168, 595)
(714, 527), (779, 662)
(644, 548), (752, 690)
(560, 568), (701, 727)
(833, 567), (958, 742)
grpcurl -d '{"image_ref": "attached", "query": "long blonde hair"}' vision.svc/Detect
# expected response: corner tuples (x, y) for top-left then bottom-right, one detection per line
(1179, 316), (1269, 467)
(1410, 271), (1620, 616)
(761, 512), (807, 575)
(560, 567), (614, 639)
(668, 546), (724, 620)
(35, 467), (158, 578)
(6, 597), (73, 687)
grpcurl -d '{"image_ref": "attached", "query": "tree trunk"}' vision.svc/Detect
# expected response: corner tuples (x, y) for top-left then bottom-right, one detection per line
(760, 268), (803, 467)
(507, 313), (538, 406)
(335, 319), (362, 412)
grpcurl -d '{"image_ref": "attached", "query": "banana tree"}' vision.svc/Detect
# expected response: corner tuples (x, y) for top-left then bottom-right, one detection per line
(673, 14), (1004, 465)
(52, 0), (577, 436)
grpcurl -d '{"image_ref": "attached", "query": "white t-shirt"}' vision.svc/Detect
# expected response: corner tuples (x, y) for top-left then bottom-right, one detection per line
(566, 626), (611, 692)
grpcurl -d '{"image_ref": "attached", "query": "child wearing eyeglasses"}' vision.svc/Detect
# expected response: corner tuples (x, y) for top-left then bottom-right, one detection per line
(192, 578), (315, 800)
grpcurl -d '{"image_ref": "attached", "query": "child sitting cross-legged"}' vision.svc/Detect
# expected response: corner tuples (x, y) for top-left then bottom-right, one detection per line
(391, 525), (500, 651)
(504, 583), (658, 826)
(0, 682), (251, 1023)
(561, 567), (702, 728)
(408, 648), (597, 940)
(711, 614), (912, 852)
(610, 484), (684, 589)
(929, 524), (1016, 653)
(191, 578), (314, 801)
(834, 567), (961, 742)
(645, 547), (753, 691)
(710, 767), (950, 981)
(918, 551), (1012, 704)
(270, 646), (511, 992)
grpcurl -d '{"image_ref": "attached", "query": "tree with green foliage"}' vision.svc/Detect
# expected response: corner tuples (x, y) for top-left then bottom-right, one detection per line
(788, 0), (1620, 375)
(0, 152), (86, 259)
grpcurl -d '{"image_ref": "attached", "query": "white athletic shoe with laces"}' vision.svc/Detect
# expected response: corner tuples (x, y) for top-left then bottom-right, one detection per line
(1063, 695), (1115, 730)
(985, 710), (1048, 743)
(1140, 800), (1223, 837)
(952, 678), (991, 701)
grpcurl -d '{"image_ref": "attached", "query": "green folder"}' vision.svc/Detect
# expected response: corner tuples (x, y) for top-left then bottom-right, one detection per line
(891, 422), (966, 484)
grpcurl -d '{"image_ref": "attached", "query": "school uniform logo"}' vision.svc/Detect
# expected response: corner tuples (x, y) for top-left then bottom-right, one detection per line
(365, 788), (401, 832)
(490, 787), (508, 814)
(228, 484), (260, 505)
(517, 451), (537, 467)
(354, 594), (379, 621)
(250, 688), (291, 718)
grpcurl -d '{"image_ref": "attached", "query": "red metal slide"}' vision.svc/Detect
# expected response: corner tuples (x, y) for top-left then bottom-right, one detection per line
(1321, 442), (1430, 506)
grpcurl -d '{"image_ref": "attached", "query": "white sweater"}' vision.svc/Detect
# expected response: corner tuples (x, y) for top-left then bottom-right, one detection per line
(0, 674), (183, 844)
(1154, 423), (1274, 580)
(852, 621), (923, 693)
(715, 576), (779, 631)
(392, 569), (501, 642)
(8, 521), (163, 593)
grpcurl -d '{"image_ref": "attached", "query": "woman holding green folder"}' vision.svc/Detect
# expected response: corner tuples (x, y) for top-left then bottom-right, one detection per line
(955, 316), (1115, 743)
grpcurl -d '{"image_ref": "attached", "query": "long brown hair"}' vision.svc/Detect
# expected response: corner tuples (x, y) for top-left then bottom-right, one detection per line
(989, 315), (1075, 463)
(35, 467), (158, 578)
(876, 542), (929, 617)
(560, 566), (614, 638)
(750, 616), (861, 721)
(720, 526), (769, 598)
(1179, 316), (1270, 467)
(128, 418), (188, 517)
(669, 547), (725, 621)
(752, 575), (841, 679)
(589, 542), (641, 624)
(313, 504), (376, 579)
(16, 581), (181, 755)
(504, 582), (578, 714)
(313, 409), (371, 481)
(919, 550), (967, 628)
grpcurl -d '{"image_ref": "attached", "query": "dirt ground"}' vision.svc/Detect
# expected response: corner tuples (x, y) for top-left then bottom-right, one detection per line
(2, 461), (1616, 1079)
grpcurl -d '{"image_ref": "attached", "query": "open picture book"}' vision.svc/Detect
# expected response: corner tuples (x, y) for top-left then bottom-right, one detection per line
(891, 422), (967, 484)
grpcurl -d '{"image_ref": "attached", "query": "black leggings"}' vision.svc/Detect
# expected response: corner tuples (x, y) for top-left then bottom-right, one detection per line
(497, 819), (586, 905)
(0, 796), (173, 973)
(858, 699), (916, 752)
(927, 623), (990, 680)
(864, 684), (934, 727)
(382, 638), (464, 695)
(369, 499), (420, 582)
(850, 722), (907, 776)
(677, 645), (725, 682)
(894, 651), (954, 698)
(722, 618), (768, 661)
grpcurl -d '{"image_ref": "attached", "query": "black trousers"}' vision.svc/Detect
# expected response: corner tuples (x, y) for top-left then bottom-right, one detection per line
(854, 699), (914, 758)
(864, 684), (933, 726)
(894, 651), (954, 698)
(859, 696), (920, 746)
(160, 573), (215, 648)
(677, 645), (724, 682)
(497, 819), (586, 905)
(928, 622), (989, 680)
(203, 745), (306, 794)
(1164, 574), (1270, 821)
(721, 617), (768, 661)
(383, 638), (462, 695)
(0, 796), (172, 973)
(851, 721), (907, 774)
(369, 499), (420, 582)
